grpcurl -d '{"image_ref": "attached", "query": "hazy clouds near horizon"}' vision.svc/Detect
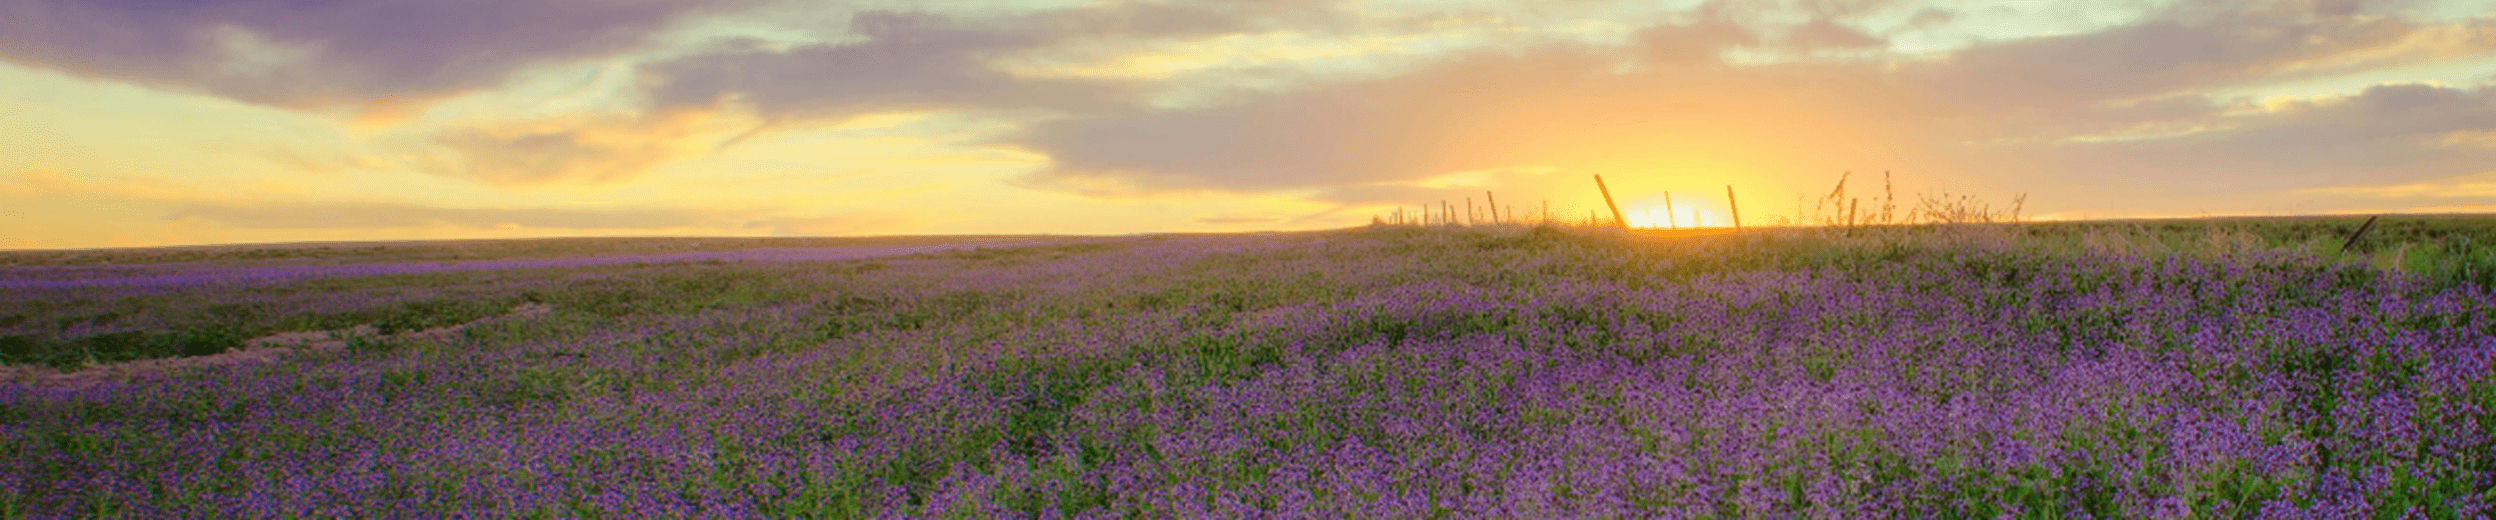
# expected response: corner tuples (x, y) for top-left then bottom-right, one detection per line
(2, 0), (2493, 248)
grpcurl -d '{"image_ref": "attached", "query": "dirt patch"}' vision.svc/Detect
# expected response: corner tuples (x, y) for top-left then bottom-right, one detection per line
(3, 303), (555, 390)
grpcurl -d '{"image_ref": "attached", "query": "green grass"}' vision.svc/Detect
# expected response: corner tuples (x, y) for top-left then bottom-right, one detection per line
(8, 212), (2496, 516)
(7, 213), (2493, 382)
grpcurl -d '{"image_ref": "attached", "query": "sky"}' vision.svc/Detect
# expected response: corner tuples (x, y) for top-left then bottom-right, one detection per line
(3, 0), (2495, 249)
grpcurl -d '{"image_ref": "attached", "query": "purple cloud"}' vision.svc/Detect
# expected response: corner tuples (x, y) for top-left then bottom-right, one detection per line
(0, 0), (752, 110)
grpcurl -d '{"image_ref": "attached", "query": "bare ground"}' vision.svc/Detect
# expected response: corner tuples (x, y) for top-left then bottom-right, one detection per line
(1, 303), (555, 390)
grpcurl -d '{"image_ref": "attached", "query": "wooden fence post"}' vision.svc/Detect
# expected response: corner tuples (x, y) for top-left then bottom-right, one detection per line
(1726, 185), (1742, 231)
(1486, 191), (1501, 224)
(1849, 198), (1859, 231)
(1595, 175), (1629, 230)
(1664, 191), (1676, 229)
(2341, 215), (2380, 254)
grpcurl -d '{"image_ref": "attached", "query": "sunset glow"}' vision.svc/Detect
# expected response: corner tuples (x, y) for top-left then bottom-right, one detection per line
(4, 0), (2494, 248)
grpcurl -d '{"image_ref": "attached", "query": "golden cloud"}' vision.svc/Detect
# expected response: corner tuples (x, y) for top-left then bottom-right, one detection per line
(0, 170), (232, 203)
(426, 107), (761, 186)
(2296, 171), (2496, 199)
(2429, 129), (2496, 149)
(994, 31), (1445, 80)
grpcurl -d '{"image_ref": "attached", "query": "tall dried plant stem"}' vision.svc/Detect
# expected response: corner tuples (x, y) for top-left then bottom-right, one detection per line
(1882, 171), (1896, 225)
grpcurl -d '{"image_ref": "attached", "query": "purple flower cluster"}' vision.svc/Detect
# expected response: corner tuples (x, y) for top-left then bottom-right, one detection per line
(2, 228), (2489, 517)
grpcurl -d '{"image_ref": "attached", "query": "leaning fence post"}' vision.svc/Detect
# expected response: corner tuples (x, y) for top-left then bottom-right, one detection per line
(1726, 185), (1742, 231)
(1664, 191), (1676, 229)
(1595, 175), (1629, 230)
(2340, 215), (2380, 254)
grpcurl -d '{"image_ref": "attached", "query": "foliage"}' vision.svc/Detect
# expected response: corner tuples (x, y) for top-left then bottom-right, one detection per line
(2, 219), (2494, 517)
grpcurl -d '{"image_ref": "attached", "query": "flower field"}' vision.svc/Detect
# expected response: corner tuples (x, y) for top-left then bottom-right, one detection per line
(3, 223), (2492, 518)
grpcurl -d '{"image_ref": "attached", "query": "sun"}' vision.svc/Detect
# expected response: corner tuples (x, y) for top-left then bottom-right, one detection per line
(1621, 203), (1730, 229)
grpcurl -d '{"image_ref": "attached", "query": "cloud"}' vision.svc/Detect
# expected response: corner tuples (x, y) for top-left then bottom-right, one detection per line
(1631, 17), (1756, 66)
(1997, 83), (2496, 193)
(0, 170), (216, 202)
(1786, 19), (1885, 49)
(166, 201), (748, 230)
(1901, 7), (1956, 31)
(1193, 215), (1280, 225)
(745, 212), (927, 236)
(646, 12), (1055, 115)
(637, 0), (1374, 114)
(1308, 183), (1471, 206)
(0, 0), (752, 113)
(19, 0), (2496, 239)
(2298, 171), (2496, 200)
(260, 148), (387, 176)
(1010, 47), (1651, 195)
(1910, 11), (2496, 116)
(1020, 0), (1345, 39)
(2428, 129), (2496, 149)
(2356, 81), (2475, 112)
(996, 4), (2496, 220)
(1006, 38), (1931, 197)
(638, 3), (1355, 122)
(421, 109), (749, 186)
(7, 167), (915, 236)
(1920, 23), (2305, 113)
